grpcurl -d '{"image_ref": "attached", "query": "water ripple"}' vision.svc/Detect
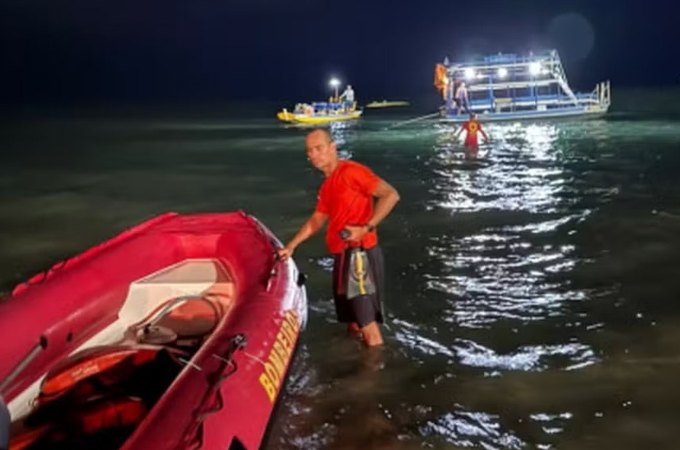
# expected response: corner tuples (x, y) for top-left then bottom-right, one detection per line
(424, 124), (595, 328)
(420, 408), (526, 449)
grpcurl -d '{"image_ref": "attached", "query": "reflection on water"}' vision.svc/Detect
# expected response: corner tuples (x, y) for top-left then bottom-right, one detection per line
(3, 110), (680, 449)
(425, 123), (592, 330)
(269, 116), (680, 450)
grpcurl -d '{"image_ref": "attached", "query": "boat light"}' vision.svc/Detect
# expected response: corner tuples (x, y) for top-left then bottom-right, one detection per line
(529, 62), (541, 76)
(497, 67), (508, 78)
(329, 78), (340, 88)
(464, 68), (475, 80)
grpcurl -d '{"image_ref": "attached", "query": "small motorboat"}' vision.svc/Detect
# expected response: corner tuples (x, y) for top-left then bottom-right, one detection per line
(0, 211), (308, 450)
(277, 101), (362, 124)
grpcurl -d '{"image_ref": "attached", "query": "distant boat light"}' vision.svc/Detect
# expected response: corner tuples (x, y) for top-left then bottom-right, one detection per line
(529, 62), (541, 76)
(464, 68), (475, 80)
(497, 67), (508, 78)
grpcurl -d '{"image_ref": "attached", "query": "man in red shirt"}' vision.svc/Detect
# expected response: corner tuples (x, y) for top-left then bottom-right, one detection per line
(277, 128), (400, 347)
(455, 113), (489, 149)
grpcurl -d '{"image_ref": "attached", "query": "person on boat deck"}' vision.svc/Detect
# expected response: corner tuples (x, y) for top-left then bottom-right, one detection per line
(277, 128), (400, 347)
(455, 113), (489, 150)
(339, 85), (355, 111)
(454, 81), (470, 114)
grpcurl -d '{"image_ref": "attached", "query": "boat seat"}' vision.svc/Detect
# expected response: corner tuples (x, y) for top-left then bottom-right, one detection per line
(8, 259), (236, 424)
(84, 259), (235, 351)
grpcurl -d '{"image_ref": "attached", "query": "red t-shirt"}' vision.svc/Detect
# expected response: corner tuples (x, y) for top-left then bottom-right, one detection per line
(463, 120), (481, 147)
(315, 160), (380, 254)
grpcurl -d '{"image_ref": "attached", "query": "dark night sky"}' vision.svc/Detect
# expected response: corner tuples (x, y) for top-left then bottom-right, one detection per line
(1, 0), (679, 106)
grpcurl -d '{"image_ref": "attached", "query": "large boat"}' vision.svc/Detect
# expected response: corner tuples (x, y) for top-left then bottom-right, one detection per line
(276, 101), (362, 124)
(0, 211), (307, 450)
(434, 50), (611, 123)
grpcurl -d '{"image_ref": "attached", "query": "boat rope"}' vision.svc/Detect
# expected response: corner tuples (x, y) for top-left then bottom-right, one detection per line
(181, 334), (247, 450)
(241, 350), (267, 367)
(386, 112), (439, 129)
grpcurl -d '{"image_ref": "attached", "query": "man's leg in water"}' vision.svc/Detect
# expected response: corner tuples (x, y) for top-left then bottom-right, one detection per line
(347, 322), (383, 346)
(348, 322), (362, 338)
(361, 321), (384, 347)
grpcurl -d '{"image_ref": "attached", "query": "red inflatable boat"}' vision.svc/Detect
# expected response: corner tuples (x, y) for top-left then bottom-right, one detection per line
(0, 212), (307, 450)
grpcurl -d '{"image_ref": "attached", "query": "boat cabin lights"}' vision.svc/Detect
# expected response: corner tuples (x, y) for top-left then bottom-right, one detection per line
(497, 67), (508, 78)
(464, 68), (475, 80)
(529, 62), (542, 76)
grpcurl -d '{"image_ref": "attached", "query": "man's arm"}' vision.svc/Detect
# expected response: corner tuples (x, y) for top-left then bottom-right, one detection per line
(480, 126), (489, 142)
(369, 179), (400, 227)
(344, 179), (400, 241)
(277, 211), (328, 260)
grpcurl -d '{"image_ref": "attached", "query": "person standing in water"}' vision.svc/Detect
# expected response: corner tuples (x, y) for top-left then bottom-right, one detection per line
(455, 113), (489, 150)
(277, 128), (400, 347)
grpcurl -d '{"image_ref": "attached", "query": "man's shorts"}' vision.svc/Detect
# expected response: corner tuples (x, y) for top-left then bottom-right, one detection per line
(332, 245), (385, 328)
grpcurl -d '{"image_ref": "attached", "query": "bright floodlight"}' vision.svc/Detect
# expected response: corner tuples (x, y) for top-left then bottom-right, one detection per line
(329, 78), (340, 88)
(464, 68), (475, 80)
(529, 62), (541, 76)
(497, 67), (508, 78)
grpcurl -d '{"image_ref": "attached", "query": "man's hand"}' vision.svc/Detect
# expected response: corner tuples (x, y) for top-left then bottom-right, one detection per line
(342, 225), (370, 242)
(277, 246), (294, 261)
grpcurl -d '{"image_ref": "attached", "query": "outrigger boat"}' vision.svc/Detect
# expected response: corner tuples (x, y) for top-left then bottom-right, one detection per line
(434, 50), (611, 123)
(0, 211), (307, 450)
(276, 101), (362, 124)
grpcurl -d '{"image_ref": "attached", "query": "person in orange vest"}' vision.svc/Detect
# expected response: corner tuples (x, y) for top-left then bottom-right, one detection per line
(277, 128), (400, 347)
(455, 113), (489, 150)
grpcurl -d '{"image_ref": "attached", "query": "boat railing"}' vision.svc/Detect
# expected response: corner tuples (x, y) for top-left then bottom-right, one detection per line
(307, 102), (356, 115)
(466, 78), (562, 92)
(450, 50), (558, 68)
(462, 88), (606, 113)
(595, 80), (612, 108)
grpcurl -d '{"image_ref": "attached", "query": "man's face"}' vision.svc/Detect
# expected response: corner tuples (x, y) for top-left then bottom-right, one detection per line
(305, 130), (336, 170)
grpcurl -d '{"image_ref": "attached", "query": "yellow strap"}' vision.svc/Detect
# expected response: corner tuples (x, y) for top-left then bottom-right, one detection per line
(355, 251), (366, 295)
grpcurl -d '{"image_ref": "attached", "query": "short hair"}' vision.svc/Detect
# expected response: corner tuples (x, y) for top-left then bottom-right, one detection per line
(306, 127), (333, 143)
